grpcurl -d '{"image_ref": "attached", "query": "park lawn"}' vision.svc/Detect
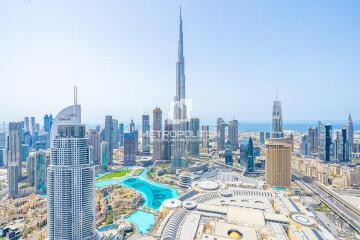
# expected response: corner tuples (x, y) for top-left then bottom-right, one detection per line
(96, 169), (131, 182)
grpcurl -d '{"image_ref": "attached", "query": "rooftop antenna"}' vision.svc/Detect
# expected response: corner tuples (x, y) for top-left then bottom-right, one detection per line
(74, 86), (78, 105)
(275, 90), (279, 101)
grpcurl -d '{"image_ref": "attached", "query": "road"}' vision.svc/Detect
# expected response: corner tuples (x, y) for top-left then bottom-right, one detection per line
(292, 169), (360, 233)
(188, 154), (246, 174)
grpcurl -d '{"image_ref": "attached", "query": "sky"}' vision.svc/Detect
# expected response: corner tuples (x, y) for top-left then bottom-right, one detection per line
(0, 0), (359, 125)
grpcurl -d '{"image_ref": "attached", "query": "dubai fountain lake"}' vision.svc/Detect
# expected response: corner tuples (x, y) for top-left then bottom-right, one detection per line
(95, 169), (179, 233)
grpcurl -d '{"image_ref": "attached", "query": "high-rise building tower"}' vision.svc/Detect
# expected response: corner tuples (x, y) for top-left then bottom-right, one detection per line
(153, 108), (162, 160)
(265, 138), (291, 188)
(189, 118), (200, 157)
(24, 117), (30, 132)
(247, 137), (254, 172)
(228, 119), (238, 150)
(300, 135), (308, 156)
(86, 129), (100, 165)
(104, 115), (113, 164)
(172, 7), (189, 170)
(347, 113), (354, 161)
(0, 131), (6, 149)
(7, 122), (22, 198)
(259, 132), (266, 145)
(0, 149), (4, 167)
(44, 114), (53, 133)
(27, 152), (36, 186)
(100, 141), (108, 171)
(224, 141), (233, 166)
(30, 117), (36, 133)
(163, 119), (172, 161)
(119, 123), (124, 147)
(307, 127), (319, 155)
(175, 7), (186, 103)
(142, 114), (150, 154)
(112, 119), (119, 149)
(133, 129), (139, 154)
(130, 119), (135, 132)
(338, 127), (349, 162)
(124, 132), (136, 166)
(201, 125), (209, 151)
(47, 91), (96, 240)
(35, 150), (47, 194)
(129, 119), (138, 153)
(318, 122), (334, 162)
(271, 97), (283, 139)
(217, 118), (226, 151)
(28, 150), (47, 194)
(0, 131), (6, 167)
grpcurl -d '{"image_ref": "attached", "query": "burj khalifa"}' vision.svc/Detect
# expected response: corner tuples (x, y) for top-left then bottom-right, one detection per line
(172, 7), (189, 171)
(175, 7), (186, 103)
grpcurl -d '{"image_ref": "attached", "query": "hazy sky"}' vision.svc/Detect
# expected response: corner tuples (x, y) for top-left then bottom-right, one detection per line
(0, 0), (359, 125)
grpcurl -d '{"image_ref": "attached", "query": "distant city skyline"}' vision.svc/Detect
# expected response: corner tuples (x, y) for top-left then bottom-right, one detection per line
(1, 1), (359, 123)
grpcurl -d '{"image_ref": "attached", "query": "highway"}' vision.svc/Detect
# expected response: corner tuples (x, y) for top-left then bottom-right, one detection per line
(292, 169), (360, 233)
(188, 152), (246, 174)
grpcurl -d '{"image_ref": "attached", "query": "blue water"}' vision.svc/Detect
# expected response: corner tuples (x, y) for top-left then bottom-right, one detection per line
(95, 169), (178, 233)
(125, 210), (155, 233)
(98, 223), (118, 232)
(272, 187), (288, 191)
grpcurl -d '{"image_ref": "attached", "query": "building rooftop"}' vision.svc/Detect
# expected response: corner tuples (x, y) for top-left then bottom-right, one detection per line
(158, 183), (334, 240)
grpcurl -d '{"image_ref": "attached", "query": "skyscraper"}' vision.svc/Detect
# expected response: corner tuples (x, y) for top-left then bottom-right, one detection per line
(87, 129), (100, 165)
(0, 131), (6, 166)
(100, 141), (108, 171)
(112, 119), (119, 149)
(27, 152), (36, 186)
(325, 124), (332, 162)
(300, 135), (308, 156)
(47, 94), (96, 240)
(172, 7), (189, 171)
(130, 119), (135, 132)
(224, 141), (233, 166)
(338, 127), (349, 162)
(7, 122), (22, 198)
(124, 132), (136, 166)
(119, 123), (124, 147)
(163, 119), (172, 161)
(247, 137), (254, 172)
(142, 114), (150, 154)
(271, 98), (283, 139)
(175, 7), (186, 103)
(35, 150), (47, 194)
(30, 116), (36, 133)
(201, 125), (209, 151)
(259, 131), (266, 145)
(24, 117), (30, 132)
(265, 138), (291, 188)
(217, 118), (226, 151)
(347, 113), (354, 161)
(228, 119), (238, 150)
(153, 108), (162, 160)
(0, 149), (4, 167)
(0, 131), (6, 149)
(104, 115), (113, 164)
(20, 144), (29, 162)
(307, 127), (319, 155)
(189, 118), (200, 157)
(133, 129), (139, 154)
(28, 150), (47, 194)
(44, 114), (53, 133)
